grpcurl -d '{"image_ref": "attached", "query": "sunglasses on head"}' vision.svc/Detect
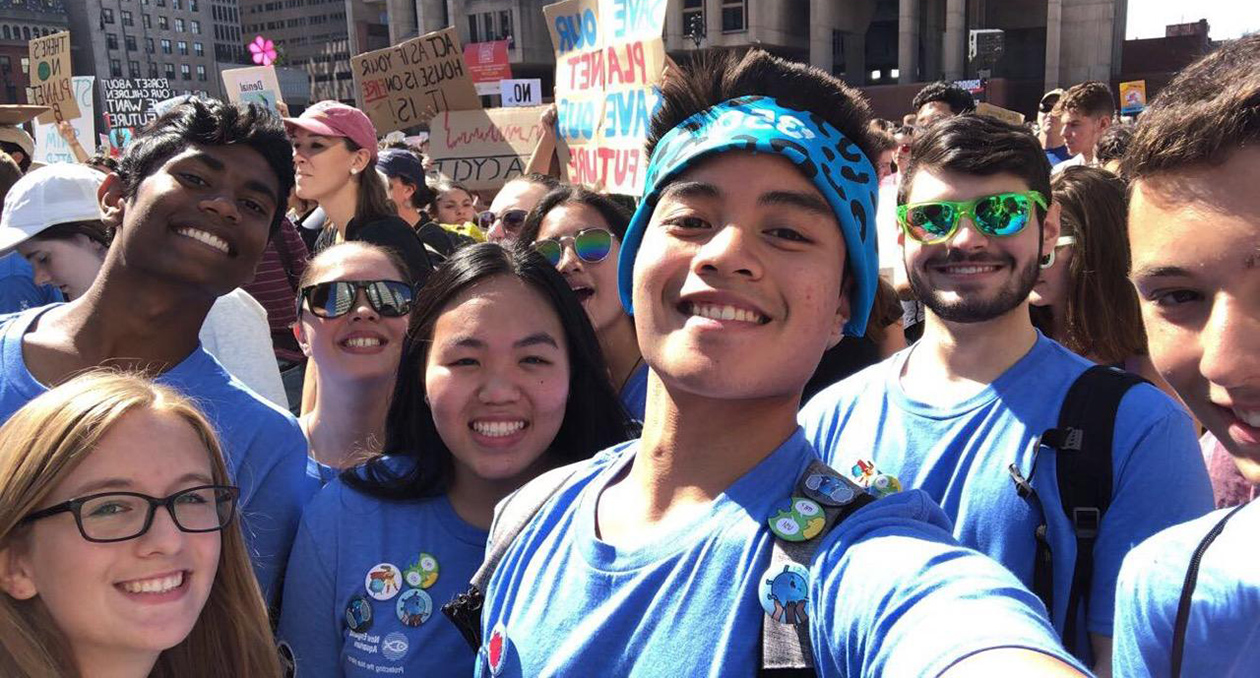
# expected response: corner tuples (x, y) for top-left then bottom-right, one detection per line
(298, 280), (414, 319)
(897, 191), (1048, 245)
(476, 209), (528, 233)
(533, 228), (614, 267)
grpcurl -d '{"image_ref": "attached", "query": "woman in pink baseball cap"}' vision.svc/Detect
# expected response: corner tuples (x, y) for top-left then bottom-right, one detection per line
(284, 101), (432, 288)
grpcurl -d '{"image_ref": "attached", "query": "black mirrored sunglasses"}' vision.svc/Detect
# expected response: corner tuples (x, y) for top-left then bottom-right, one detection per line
(298, 280), (414, 319)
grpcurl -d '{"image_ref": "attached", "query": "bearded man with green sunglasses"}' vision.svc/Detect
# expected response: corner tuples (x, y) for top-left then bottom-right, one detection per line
(800, 114), (1210, 675)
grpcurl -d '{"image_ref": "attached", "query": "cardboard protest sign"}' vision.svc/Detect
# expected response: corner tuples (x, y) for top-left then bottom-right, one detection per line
(100, 78), (172, 150)
(1119, 80), (1147, 115)
(428, 106), (547, 190)
(464, 41), (512, 96)
(975, 102), (1024, 126)
(27, 31), (80, 123)
(32, 76), (95, 164)
(352, 27), (481, 135)
(222, 66), (284, 111)
(544, 0), (668, 195)
(0, 105), (48, 125)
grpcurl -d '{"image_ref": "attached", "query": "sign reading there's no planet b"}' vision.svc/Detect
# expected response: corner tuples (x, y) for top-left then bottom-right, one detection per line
(27, 31), (80, 123)
(222, 66), (284, 112)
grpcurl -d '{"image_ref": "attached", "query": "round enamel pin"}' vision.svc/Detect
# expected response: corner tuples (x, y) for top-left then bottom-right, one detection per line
(404, 552), (440, 589)
(396, 587), (432, 627)
(767, 496), (825, 542)
(344, 594), (373, 633)
(802, 472), (857, 507)
(364, 562), (403, 601)
(759, 562), (811, 625)
(485, 622), (509, 676)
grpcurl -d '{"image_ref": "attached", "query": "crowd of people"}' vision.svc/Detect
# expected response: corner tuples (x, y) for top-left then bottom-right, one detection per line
(0, 31), (1255, 678)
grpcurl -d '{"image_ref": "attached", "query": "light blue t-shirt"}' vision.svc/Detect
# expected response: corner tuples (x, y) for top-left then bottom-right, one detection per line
(619, 361), (649, 422)
(1114, 501), (1260, 677)
(0, 305), (318, 602)
(478, 431), (1087, 677)
(277, 466), (489, 677)
(0, 253), (61, 314)
(798, 333), (1213, 658)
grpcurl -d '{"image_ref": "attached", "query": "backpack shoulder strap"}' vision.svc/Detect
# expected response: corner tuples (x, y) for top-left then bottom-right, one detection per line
(1171, 504), (1247, 677)
(441, 460), (587, 650)
(1042, 364), (1147, 653)
(760, 458), (876, 676)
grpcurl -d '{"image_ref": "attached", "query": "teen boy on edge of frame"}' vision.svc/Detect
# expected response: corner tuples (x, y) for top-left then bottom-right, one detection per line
(473, 49), (1088, 677)
(1113, 33), (1260, 676)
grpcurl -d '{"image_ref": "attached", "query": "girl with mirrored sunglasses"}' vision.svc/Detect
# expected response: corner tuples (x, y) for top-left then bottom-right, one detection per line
(294, 242), (413, 475)
(520, 185), (648, 421)
(277, 243), (633, 677)
(0, 371), (278, 678)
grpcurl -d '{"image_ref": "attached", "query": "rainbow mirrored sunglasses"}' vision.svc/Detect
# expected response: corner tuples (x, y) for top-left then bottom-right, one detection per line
(897, 191), (1048, 245)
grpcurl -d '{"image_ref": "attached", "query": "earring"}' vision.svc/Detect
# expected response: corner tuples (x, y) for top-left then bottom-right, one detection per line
(350, 168), (358, 175)
(1040, 250), (1056, 269)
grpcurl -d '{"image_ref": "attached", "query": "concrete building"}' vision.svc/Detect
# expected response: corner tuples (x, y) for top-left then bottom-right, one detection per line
(239, 0), (385, 104)
(0, 0), (70, 104)
(66, 0), (247, 99)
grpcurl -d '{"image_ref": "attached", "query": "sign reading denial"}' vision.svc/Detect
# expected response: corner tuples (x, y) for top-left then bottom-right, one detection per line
(352, 27), (482, 134)
(544, 0), (667, 195)
(429, 106), (547, 190)
(222, 66), (284, 111)
(27, 31), (81, 123)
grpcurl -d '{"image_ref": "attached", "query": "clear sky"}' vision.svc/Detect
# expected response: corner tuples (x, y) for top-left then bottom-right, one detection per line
(1126, 0), (1259, 40)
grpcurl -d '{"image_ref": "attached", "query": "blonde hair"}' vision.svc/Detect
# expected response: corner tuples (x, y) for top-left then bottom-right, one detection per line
(0, 371), (281, 678)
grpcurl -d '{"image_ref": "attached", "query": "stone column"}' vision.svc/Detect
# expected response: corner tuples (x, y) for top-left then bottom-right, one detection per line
(844, 31), (867, 86)
(898, 0), (919, 84)
(810, 0), (837, 75)
(388, 0), (418, 44)
(416, 0), (446, 35)
(943, 0), (966, 80)
(1044, 0), (1062, 89)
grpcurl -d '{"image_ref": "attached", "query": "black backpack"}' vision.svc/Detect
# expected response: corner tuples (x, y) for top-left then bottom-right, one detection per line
(1008, 364), (1147, 656)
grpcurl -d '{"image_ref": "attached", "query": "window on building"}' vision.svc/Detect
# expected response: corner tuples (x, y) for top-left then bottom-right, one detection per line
(102, 8), (115, 24)
(21, 26), (28, 40)
(190, 0), (199, 10)
(122, 10), (133, 26)
(193, 41), (204, 57)
(149, 61), (158, 77)
(177, 40), (187, 55)
(175, 18), (185, 32)
(682, 0), (704, 40)
(158, 15), (168, 29)
(164, 62), (175, 79)
(720, 0), (745, 32)
(20, 57), (28, 75)
(2, 26), (8, 40)
(106, 33), (119, 50)
(173, 0), (181, 8)
(196, 64), (206, 81)
(145, 37), (154, 53)
(129, 60), (140, 77)
(125, 35), (137, 51)
(157, 0), (166, 6)
(110, 59), (122, 77)
(467, 15), (478, 43)
(191, 20), (200, 33)
(0, 56), (9, 74)
(180, 64), (191, 80)
(143, 14), (151, 28)
(500, 10), (513, 46)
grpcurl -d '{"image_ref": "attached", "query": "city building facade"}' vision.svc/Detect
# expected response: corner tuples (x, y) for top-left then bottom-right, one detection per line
(0, 0), (70, 104)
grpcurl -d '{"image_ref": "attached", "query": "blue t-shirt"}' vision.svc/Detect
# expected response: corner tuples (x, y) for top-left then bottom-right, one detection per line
(798, 334), (1213, 657)
(1046, 145), (1072, 166)
(478, 431), (1087, 677)
(0, 253), (61, 314)
(277, 466), (489, 677)
(1113, 501), (1260, 677)
(619, 361), (649, 422)
(0, 305), (318, 602)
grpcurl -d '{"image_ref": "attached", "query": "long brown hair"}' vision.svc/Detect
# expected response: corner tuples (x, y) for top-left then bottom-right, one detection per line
(345, 139), (398, 225)
(1034, 166), (1147, 363)
(0, 371), (281, 678)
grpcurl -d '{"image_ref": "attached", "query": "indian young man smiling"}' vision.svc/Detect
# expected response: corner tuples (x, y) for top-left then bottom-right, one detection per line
(1112, 34), (1260, 676)
(799, 114), (1212, 674)
(0, 99), (317, 604)
(474, 50), (1088, 678)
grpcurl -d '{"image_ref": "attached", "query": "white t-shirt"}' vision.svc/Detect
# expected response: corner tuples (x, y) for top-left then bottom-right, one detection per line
(200, 288), (287, 407)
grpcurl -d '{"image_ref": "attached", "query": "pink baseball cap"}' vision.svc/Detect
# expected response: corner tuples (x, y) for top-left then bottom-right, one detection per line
(284, 100), (379, 159)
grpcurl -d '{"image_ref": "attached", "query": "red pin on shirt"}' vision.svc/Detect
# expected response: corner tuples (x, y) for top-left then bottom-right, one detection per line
(486, 623), (507, 676)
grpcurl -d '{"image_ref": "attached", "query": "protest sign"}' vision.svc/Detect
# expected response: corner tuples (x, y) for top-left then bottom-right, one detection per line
(544, 0), (668, 195)
(27, 31), (80, 123)
(500, 79), (542, 107)
(222, 66), (285, 111)
(464, 40), (512, 96)
(1119, 80), (1147, 115)
(428, 106), (547, 190)
(100, 78), (172, 150)
(32, 76), (95, 164)
(974, 102), (1024, 126)
(352, 27), (481, 134)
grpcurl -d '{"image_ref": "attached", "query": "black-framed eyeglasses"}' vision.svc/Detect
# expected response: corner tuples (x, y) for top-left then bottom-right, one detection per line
(476, 209), (528, 234)
(297, 280), (414, 319)
(18, 485), (240, 543)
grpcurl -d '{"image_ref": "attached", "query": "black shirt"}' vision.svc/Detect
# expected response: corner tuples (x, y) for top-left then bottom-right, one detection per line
(313, 214), (433, 288)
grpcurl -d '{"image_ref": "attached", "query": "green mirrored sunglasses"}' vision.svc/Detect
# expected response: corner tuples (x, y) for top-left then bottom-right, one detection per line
(897, 191), (1049, 244)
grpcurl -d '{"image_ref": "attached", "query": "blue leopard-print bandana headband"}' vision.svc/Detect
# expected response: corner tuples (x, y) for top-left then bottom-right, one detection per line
(617, 95), (879, 336)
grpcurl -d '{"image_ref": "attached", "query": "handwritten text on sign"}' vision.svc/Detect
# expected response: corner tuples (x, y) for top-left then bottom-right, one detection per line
(352, 27), (482, 134)
(428, 107), (547, 190)
(544, 0), (666, 195)
(27, 31), (81, 123)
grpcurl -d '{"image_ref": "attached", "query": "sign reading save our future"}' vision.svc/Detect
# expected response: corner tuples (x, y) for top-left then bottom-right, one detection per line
(544, 0), (668, 195)
(352, 27), (482, 134)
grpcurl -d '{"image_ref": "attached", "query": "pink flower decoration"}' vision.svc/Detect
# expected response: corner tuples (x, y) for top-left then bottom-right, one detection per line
(249, 35), (277, 66)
